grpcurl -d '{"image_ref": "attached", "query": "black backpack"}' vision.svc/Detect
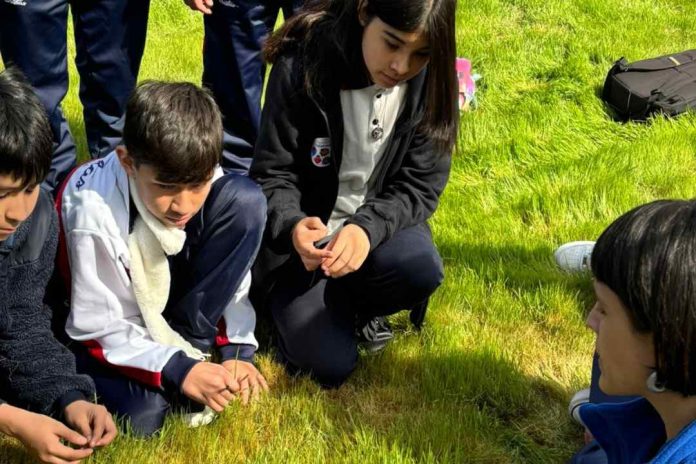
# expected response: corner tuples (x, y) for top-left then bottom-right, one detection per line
(602, 50), (696, 121)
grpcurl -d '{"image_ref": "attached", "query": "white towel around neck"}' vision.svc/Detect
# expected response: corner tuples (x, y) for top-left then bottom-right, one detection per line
(127, 178), (206, 361)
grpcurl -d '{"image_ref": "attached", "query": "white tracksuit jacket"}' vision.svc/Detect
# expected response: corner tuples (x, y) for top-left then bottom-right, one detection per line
(58, 152), (258, 389)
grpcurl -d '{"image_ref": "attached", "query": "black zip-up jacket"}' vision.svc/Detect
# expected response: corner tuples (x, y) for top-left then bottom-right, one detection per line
(0, 189), (94, 415)
(250, 52), (452, 299)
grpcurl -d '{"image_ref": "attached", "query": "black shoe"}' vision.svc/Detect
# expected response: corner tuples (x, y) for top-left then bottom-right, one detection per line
(357, 316), (394, 354)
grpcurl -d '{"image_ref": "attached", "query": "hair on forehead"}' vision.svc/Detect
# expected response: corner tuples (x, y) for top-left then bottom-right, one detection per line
(0, 67), (52, 187)
(362, 0), (435, 32)
(123, 81), (222, 185)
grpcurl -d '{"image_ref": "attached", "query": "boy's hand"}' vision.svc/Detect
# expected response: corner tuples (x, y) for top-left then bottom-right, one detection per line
(2, 405), (93, 464)
(221, 360), (269, 405)
(321, 224), (370, 278)
(63, 400), (117, 449)
(181, 362), (238, 413)
(183, 0), (213, 14)
(292, 217), (333, 271)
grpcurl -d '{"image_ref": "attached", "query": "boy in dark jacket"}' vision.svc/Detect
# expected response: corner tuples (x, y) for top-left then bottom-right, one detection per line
(0, 68), (116, 464)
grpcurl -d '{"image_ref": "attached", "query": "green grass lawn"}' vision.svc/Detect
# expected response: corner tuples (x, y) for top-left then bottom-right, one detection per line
(3, 0), (696, 462)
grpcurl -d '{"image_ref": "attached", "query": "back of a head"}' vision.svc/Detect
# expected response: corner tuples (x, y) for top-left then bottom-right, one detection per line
(592, 200), (696, 396)
(0, 67), (53, 187)
(123, 81), (223, 184)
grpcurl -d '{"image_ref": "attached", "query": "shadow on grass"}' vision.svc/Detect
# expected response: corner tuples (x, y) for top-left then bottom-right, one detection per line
(0, 438), (33, 464)
(271, 346), (584, 463)
(592, 83), (620, 122)
(593, 83), (657, 124)
(249, 237), (590, 460)
(437, 237), (593, 298)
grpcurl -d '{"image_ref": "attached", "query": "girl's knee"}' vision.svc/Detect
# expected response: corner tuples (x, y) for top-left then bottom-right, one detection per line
(279, 334), (358, 387)
(416, 250), (444, 293)
(311, 363), (356, 388)
(308, 350), (358, 388)
(386, 247), (444, 299)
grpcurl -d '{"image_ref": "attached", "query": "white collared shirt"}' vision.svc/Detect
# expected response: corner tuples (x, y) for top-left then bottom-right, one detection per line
(328, 82), (408, 234)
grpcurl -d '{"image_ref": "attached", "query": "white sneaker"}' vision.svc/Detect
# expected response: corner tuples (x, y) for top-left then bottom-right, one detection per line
(568, 387), (590, 427)
(554, 241), (595, 273)
(182, 406), (217, 428)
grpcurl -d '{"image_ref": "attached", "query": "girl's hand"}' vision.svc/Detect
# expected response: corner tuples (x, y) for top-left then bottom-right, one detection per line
(63, 400), (117, 449)
(0, 404), (93, 464)
(183, 0), (213, 15)
(221, 360), (270, 405)
(292, 217), (333, 271)
(321, 224), (370, 278)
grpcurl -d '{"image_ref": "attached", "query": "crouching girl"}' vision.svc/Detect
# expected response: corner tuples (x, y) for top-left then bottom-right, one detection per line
(250, 0), (459, 386)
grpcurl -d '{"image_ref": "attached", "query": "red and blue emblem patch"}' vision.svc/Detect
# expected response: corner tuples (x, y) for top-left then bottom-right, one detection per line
(310, 137), (331, 168)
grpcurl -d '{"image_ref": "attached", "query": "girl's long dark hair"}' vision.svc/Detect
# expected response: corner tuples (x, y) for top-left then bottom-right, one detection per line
(265, 0), (459, 154)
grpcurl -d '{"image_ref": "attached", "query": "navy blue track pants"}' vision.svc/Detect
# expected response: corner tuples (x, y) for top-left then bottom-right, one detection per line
(0, 0), (150, 191)
(75, 174), (266, 436)
(202, 0), (303, 173)
(267, 223), (444, 388)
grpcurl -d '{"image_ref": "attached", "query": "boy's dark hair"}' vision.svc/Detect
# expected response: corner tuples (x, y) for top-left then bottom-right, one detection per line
(0, 67), (53, 187)
(264, 0), (459, 154)
(123, 81), (222, 184)
(592, 200), (696, 396)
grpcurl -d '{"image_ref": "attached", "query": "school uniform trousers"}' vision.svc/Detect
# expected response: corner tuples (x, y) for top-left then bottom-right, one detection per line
(0, 0), (150, 191)
(202, 0), (303, 173)
(268, 222), (444, 388)
(74, 174), (266, 436)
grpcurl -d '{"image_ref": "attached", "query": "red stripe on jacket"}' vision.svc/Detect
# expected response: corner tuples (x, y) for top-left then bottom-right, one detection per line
(82, 340), (163, 388)
(216, 318), (230, 347)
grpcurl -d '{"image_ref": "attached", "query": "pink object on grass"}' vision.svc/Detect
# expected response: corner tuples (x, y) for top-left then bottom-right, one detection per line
(456, 57), (476, 110)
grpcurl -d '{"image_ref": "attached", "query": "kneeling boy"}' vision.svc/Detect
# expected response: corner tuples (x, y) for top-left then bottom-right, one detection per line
(0, 68), (116, 463)
(57, 81), (268, 436)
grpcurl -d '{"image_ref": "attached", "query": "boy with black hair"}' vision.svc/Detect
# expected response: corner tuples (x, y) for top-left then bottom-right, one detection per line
(57, 80), (268, 436)
(0, 68), (116, 463)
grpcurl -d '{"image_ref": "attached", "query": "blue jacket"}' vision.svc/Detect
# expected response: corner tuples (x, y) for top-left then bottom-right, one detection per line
(0, 189), (94, 416)
(578, 398), (696, 463)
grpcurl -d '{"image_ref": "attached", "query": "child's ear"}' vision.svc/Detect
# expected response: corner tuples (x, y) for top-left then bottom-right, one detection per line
(357, 0), (369, 26)
(116, 145), (137, 177)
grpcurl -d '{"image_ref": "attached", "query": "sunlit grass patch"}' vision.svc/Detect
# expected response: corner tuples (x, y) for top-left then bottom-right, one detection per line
(2, 0), (696, 461)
